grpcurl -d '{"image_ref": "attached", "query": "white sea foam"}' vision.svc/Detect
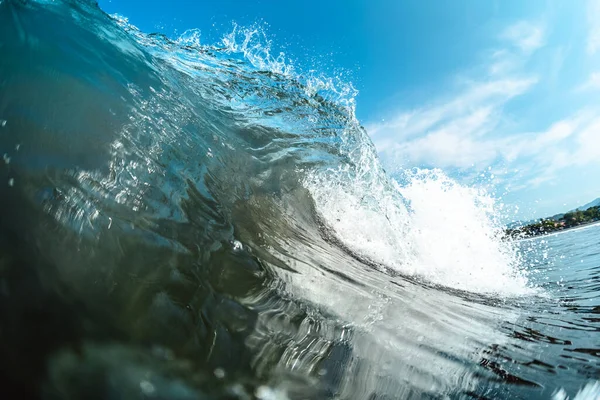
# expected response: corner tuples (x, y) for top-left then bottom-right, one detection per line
(305, 168), (533, 296)
(553, 381), (600, 400)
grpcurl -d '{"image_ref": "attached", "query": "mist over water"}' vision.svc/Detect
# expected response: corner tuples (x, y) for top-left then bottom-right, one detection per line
(0, 1), (599, 399)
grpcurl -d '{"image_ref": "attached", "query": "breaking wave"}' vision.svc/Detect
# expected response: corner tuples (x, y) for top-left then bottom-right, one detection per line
(2, 1), (596, 399)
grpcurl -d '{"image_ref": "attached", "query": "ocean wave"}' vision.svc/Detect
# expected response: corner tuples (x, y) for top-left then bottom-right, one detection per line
(0, 1), (573, 399)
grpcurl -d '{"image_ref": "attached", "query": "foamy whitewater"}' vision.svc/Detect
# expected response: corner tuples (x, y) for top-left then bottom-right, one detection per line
(307, 168), (531, 295)
(0, 1), (599, 399)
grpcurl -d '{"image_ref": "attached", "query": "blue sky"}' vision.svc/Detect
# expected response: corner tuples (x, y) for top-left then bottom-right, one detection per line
(98, 0), (600, 221)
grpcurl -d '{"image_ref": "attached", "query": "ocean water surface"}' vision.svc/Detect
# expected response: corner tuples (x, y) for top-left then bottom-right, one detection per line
(0, 1), (599, 399)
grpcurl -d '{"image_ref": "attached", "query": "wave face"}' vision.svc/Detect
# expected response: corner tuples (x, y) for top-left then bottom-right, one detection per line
(1, 1), (598, 399)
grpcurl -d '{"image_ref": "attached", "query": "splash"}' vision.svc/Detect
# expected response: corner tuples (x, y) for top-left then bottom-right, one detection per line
(399, 169), (531, 294)
(553, 381), (600, 400)
(218, 22), (358, 112)
(305, 168), (532, 295)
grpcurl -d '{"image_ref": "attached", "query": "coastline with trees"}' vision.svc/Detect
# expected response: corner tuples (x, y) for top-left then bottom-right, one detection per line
(506, 205), (600, 239)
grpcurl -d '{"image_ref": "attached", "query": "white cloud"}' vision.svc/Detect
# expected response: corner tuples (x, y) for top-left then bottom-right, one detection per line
(488, 50), (518, 76)
(579, 71), (600, 91)
(368, 77), (536, 142)
(511, 114), (598, 187)
(391, 128), (500, 169)
(501, 21), (545, 53)
(370, 75), (538, 169)
(368, 20), (544, 172)
(587, 0), (600, 54)
(497, 115), (600, 192)
(531, 120), (578, 149)
(367, 17), (600, 193)
(574, 118), (600, 164)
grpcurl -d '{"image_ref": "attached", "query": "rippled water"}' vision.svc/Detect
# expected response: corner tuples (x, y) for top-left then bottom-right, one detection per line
(0, 1), (599, 399)
(510, 224), (600, 399)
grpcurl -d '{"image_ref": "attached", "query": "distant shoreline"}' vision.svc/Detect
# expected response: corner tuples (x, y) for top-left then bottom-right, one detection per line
(505, 206), (600, 240)
(510, 219), (600, 241)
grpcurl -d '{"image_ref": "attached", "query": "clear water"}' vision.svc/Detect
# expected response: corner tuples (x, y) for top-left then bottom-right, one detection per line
(0, 1), (599, 399)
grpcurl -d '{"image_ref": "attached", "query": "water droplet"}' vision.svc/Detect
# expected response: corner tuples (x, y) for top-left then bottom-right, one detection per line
(213, 368), (225, 379)
(15, 144), (20, 151)
(3, 154), (10, 164)
(139, 380), (155, 395)
(0, 120), (6, 127)
(8, 178), (14, 187)
(232, 240), (243, 251)
(255, 386), (277, 400)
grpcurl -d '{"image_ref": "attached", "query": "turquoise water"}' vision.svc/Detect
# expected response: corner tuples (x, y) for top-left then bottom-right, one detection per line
(0, 1), (599, 399)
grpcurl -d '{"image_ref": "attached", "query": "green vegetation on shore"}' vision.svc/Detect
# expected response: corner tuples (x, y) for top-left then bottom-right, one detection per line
(506, 206), (600, 239)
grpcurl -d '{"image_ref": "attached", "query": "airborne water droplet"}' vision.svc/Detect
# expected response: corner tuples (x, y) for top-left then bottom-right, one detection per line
(139, 380), (155, 395)
(213, 368), (225, 379)
(0, 120), (6, 127)
(8, 178), (14, 187)
(255, 386), (278, 400)
(232, 240), (243, 251)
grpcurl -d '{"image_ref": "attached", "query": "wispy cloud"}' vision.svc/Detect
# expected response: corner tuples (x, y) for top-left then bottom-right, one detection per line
(587, 0), (600, 54)
(368, 77), (537, 169)
(368, 77), (536, 144)
(579, 71), (600, 91)
(507, 113), (600, 188)
(574, 117), (600, 165)
(500, 21), (545, 53)
(367, 21), (544, 170)
(367, 18), (600, 196)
